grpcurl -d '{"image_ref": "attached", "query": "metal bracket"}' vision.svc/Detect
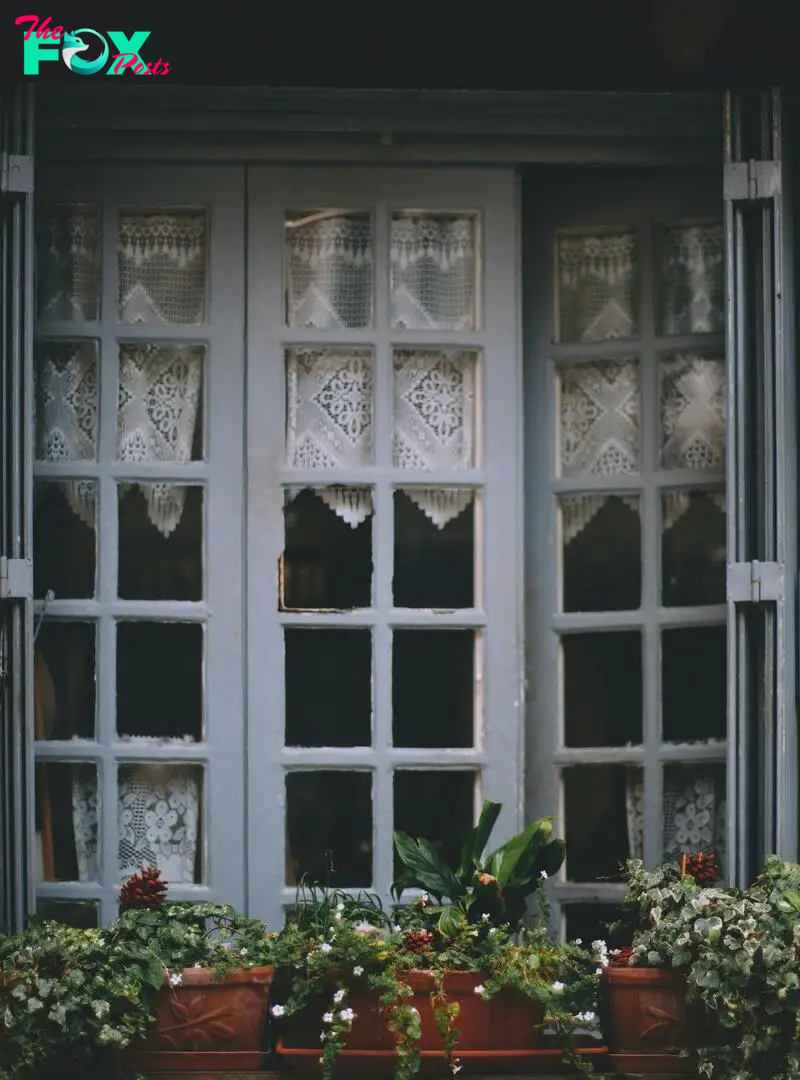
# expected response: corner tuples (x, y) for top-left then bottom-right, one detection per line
(0, 154), (33, 195)
(0, 557), (33, 600)
(723, 159), (781, 201)
(726, 560), (785, 603)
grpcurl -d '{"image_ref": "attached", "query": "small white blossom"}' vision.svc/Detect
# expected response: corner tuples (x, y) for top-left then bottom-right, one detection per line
(194, 962), (202, 968)
(575, 1011), (597, 1023)
(392, 924), (402, 932)
(595, 967), (604, 976)
(540, 870), (548, 879)
(271, 1004), (286, 1017)
(323, 1012), (334, 1024)
(320, 1032), (326, 1042)
(574, 938), (582, 945)
(550, 981), (566, 993)
(240, 948), (248, 956)
(353, 966), (364, 976)
(339, 1008), (355, 1023)
(488, 927), (497, 935)
(336, 902), (345, 912)
(452, 1064), (463, 1075)
(481, 912), (490, 922)
(470, 929), (479, 937)
(168, 972), (183, 987)
(320, 942), (332, 954)
(333, 989), (346, 1004)
(473, 984), (486, 996)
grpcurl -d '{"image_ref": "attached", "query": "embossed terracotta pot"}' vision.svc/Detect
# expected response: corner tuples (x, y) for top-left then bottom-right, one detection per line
(121, 964), (275, 1072)
(282, 969), (545, 1052)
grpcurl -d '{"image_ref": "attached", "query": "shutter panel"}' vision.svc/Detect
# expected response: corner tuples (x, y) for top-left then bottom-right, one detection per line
(0, 84), (35, 931)
(724, 88), (798, 884)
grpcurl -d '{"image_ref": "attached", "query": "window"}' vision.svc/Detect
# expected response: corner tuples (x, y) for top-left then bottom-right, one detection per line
(32, 167), (522, 927)
(525, 172), (727, 942)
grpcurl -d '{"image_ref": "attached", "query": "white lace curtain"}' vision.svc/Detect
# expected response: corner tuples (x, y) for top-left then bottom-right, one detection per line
(625, 769), (726, 872)
(71, 765), (200, 884)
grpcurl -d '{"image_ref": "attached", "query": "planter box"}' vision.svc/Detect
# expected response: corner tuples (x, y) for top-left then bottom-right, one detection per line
(121, 964), (274, 1072)
(600, 966), (697, 1075)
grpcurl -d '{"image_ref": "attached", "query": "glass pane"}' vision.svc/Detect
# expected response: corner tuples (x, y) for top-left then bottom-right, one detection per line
(118, 763), (204, 884)
(35, 339), (98, 462)
(659, 352), (725, 470)
(394, 489), (475, 608)
(286, 772), (372, 887)
(394, 771), (475, 876)
(391, 212), (478, 330)
(285, 210), (372, 329)
(118, 208), (206, 324)
(35, 761), (98, 882)
(564, 766), (640, 882)
(36, 203), (100, 321)
(393, 630), (475, 748)
(663, 765), (726, 871)
(285, 347), (373, 468)
(564, 904), (624, 947)
(560, 494), (640, 612)
(35, 621), (95, 740)
(662, 490), (726, 606)
(285, 630), (371, 748)
(393, 348), (477, 472)
(662, 626), (726, 744)
(116, 622), (203, 741)
(657, 222), (724, 336)
(34, 481), (96, 599)
(563, 632), (642, 748)
(35, 900), (99, 928)
(282, 488), (372, 610)
(118, 484), (203, 601)
(558, 359), (640, 477)
(118, 343), (205, 469)
(556, 230), (639, 343)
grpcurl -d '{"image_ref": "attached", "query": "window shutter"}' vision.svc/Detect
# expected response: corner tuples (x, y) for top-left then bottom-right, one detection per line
(723, 88), (798, 883)
(0, 84), (35, 931)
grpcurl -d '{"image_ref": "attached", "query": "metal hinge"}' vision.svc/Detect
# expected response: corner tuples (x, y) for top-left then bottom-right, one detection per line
(0, 557), (33, 600)
(726, 560), (785, 603)
(723, 159), (781, 201)
(0, 154), (33, 195)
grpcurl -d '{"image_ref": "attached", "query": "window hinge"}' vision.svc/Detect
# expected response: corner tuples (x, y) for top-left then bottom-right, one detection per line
(0, 557), (33, 600)
(726, 560), (785, 603)
(723, 159), (781, 201)
(0, 154), (33, 195)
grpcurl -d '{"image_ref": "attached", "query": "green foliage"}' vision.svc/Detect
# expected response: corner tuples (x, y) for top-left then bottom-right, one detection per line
(392, 800), (566, 933)
(0, 895), (274, 1080)
(613, 855), (800, 1080)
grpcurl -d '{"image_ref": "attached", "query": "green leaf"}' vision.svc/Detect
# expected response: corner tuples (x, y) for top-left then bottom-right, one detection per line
(392, 833), (462, 900)
(485, 818), (559, 889)
(437, 906), (468, 937)
(457, 801), (502, 881)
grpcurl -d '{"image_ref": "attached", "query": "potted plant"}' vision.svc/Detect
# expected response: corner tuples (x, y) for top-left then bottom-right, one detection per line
(0, 868), (275, 1078)
(272, 801), (603, 1079)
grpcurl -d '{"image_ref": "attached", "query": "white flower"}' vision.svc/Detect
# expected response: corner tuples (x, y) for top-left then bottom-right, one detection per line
(481, 912), (490, 922)
(392, 925), (401, 932)
(271, 1004), (286, 1017)
(473, 984), (486, 996)
(488, 927), (497, 935)
(320, 1032), (326, 1042)
(596, 968), (604, 976)
(323, 1012), (334, 1024)
(336, 902), (345, 912)
(240, 948), (248, 956)
(168, 972), (183, 987)
(452, 1064), (463, 1075)
(353, 966), (364, 976)
(354, 921), (376, 934)
(333, 989), (346, 1004)
(539, 870), (548, 879)
(320, 942), (332, 954)
(550, 981), (566, 993)
(470, 929), (479, 937)
(339, 1008), (355, 1023)
(574, 938), (582, 945)
(194, 962), (202, 968)
(591, 939), (609, 967)
(576, 1011), (597, 1023)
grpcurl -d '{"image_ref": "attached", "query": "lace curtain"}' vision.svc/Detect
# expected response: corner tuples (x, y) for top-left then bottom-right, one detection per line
(286, 346), (475, 529)
(625, 770), (726, 873)
(71, 766), (200, 884)
(559, 353), (726, 544)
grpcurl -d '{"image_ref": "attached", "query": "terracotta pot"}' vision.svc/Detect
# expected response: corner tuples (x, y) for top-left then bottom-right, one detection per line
(282, 969), (545, 1052)
(121, 964), (274, 1072)
(601, 966), (692, 1054)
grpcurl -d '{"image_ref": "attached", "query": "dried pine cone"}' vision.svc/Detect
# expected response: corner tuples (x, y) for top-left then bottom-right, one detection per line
(120, 866), (168, 910)
(403, 929), (435, 954)
(682, 850), (720, 885)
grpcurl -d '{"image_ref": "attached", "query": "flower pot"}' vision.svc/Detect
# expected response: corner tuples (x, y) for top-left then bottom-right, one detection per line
(281, 969), (545, 1053)
(600, 966), (696, 1074)
(121, 963), (274, 1072)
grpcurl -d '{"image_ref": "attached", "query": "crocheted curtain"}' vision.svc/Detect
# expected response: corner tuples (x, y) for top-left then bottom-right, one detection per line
(284, 211), (477, 530)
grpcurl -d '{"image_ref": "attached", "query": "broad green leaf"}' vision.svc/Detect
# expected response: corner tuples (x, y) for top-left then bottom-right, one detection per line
(457, 801), (502, 881)
(393, 833), (462, 900)
(438, 906), (467, 937)
(485, 818), (554, 888)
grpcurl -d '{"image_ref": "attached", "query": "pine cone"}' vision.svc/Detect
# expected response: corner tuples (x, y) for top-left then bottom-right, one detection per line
(682, 851), (720, 886)
(402, 929), (435, 954)
(120, 866), (168, 910)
